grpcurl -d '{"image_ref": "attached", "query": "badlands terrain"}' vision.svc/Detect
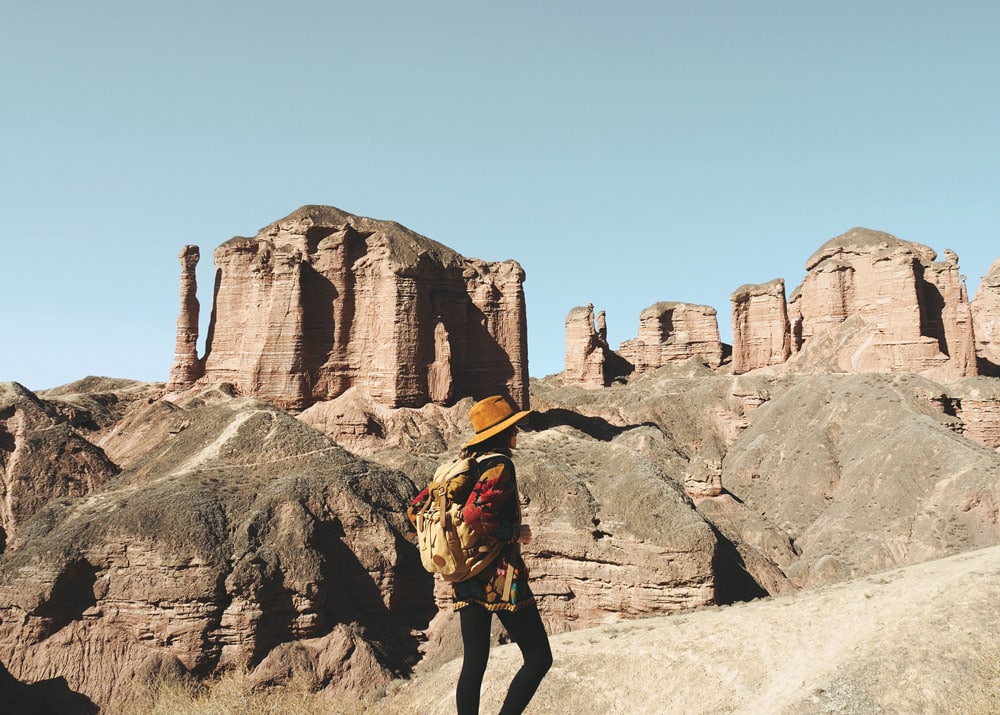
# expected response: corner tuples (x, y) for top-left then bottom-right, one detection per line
(2, 207), (1000, 713)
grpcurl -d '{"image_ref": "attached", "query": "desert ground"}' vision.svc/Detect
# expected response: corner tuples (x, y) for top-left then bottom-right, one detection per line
(390, 544), (1000, 714)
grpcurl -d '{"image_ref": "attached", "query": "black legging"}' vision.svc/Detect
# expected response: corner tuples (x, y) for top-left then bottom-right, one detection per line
(456, 603), (553, 715)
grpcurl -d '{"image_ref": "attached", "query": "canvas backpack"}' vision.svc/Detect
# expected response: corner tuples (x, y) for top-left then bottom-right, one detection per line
(414, 453), (508, 583)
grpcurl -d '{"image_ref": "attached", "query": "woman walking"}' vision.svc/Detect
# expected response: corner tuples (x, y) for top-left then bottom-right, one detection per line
(410, 395), (552, 715)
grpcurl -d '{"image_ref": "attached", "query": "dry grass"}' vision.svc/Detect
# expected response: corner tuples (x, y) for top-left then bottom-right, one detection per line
(117, 667), (408, 715)
(951, 638), (1000, 715)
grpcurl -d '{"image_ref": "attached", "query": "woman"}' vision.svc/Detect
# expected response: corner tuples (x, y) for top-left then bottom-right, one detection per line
(409, 395), (552, 715)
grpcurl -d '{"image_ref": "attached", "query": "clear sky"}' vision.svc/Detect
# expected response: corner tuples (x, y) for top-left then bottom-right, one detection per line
(3, 1), (998, 390)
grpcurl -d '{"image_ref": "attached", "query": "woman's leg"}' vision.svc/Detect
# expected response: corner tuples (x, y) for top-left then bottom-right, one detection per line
(457, 605), (493, 715)
(496, 604), (553, 715)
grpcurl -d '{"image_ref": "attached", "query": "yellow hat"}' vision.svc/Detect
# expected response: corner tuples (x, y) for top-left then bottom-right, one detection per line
(463, 395), (532, 448)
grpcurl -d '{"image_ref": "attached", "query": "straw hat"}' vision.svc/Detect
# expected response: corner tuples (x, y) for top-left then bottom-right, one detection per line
(463, 395), (532, 448)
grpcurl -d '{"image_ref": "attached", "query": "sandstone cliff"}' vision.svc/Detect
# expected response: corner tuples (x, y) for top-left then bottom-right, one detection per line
(618, 301), (724, 371)
(729, 279), (791, 373)
(167, 206), (528, 411)
(972, 257), (1000, 375)
(785, 228), (977, 380)
(562, 304), (632, 388)
(572, 228), (987, 383)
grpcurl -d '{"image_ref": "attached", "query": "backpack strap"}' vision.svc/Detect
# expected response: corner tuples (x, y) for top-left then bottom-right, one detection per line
(501, 560), (515, 601)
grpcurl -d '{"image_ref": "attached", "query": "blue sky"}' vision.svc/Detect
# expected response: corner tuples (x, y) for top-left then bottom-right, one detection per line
(3, 1), (998, 390)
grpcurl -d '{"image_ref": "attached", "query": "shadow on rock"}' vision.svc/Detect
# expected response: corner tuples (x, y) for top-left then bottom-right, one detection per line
(318, 518), (437, 675)
(0, 661), (98, 715)
(708, 523), (770, 605)
(532, 408), (657, 442)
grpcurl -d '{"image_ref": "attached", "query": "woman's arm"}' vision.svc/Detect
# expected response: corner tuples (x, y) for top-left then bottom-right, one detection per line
(462, 456), (521, 543)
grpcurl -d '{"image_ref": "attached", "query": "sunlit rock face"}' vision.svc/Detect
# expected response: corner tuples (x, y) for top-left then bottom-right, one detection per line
(618, 301), (723, 373)
(786, 228), (976, 381)
(972, 257), (1000, 376)
(562, 304), (632, 388)
(166, 245), (203, 392)
(730, 279), (791, 374)
(167, 205), (528, 410)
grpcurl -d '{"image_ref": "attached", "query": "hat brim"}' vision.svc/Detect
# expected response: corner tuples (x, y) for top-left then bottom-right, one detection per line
(462, 409), (532, 449)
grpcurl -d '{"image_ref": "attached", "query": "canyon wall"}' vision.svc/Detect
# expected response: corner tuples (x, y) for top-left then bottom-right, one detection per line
(167, 206), (528, 410)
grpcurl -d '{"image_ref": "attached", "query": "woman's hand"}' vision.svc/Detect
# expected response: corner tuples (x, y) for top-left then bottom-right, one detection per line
(518, 525), (533, 545)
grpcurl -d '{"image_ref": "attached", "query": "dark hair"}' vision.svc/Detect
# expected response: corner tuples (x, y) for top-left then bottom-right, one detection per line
(460, 425), (516, 459)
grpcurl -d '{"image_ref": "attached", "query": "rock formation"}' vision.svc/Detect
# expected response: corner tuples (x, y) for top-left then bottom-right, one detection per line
(165, 245), (203, 392)
(786, 228), (977, 381)
(167, 206), (528, 411)
(0, 382), (119, 550)
(618, 302), (723, 372)
(729, 279), (791, 374)
(924, 376), (1000, 450)
(972, 257), (1000, 375)
(723, 373), (1000, 587)
(562, 304), (632, 388)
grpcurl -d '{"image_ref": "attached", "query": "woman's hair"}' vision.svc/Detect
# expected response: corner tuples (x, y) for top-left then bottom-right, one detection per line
(460, 425), (516, 459)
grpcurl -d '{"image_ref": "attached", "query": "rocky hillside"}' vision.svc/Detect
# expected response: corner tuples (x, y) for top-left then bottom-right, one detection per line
(0, 380), (427, 710)
(4, 352), (1000, 711)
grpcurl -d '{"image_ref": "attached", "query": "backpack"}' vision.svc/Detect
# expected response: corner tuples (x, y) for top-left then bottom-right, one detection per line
(414, 454), (506, 582)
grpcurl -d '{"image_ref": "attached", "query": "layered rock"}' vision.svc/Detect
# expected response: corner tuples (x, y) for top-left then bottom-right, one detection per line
(0, 391), (429, 709)
(515, 427), (718, 630)
(723, 373), (1000, 588)
(729, 279), (791, 374)
(0, 383), (119, 550)
(618, 302), (723, 371)
(972, 257), (1000, 375)
(923, 377), (1000, 450)
(165, 246), (203, 392)
(562, 304), (632, 388)
(168, 206), (528, 411)
(787, 228), (977, 381)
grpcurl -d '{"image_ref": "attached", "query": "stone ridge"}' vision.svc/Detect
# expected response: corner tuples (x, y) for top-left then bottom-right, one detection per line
(0, 390), (426, 709)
